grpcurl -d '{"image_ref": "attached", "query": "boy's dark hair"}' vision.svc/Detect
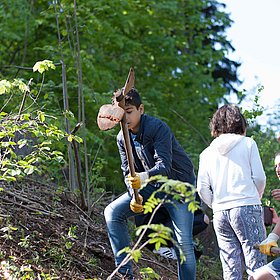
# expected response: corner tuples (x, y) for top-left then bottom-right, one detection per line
(210, 104), (247, 137)
(125, 88), (142, 109)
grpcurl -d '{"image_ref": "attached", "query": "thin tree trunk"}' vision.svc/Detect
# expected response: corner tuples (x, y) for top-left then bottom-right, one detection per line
(73, 0), (90, 202)
(71, 123), (87, 210)
(61, 61), (76, 191)
(54, 3), (76, 191)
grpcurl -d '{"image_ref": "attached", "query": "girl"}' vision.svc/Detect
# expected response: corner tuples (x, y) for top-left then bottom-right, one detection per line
(197, 104), (266, 280)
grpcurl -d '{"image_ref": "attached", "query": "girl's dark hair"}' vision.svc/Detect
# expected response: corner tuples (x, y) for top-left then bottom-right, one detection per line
(210, 104), (247, 137)
(125, 88), (142, 109)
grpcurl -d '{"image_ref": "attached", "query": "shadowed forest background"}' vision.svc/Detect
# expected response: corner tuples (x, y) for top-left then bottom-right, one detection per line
(0, 0), (279, 279)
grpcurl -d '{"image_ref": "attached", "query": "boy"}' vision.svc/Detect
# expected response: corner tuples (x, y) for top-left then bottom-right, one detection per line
(104, 88), (196, 280)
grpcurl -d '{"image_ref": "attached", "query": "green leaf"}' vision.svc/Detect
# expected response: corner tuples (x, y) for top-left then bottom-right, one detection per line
(140, 267), (160, 279)
(38, 111), (45, 122)
(131, 249), (141, 262)
(117, 247), (130, 256)
(9, 169), (21, 176)
(33, 60), (56, 74)
(9, 226), (18, 231)
(73, 135), (83, 143)
(67, 135), (73, 142)
(16, 80), (29, 93)
(24, 166), (35, 175)
(18, 139), (27, 149)
(20, 113), (31, 121)
(0, 132), (6, 139)
(0, 80), (12, 95)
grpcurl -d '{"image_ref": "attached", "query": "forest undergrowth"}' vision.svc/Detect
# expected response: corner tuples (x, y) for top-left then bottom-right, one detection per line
(0, 178), (247, 280)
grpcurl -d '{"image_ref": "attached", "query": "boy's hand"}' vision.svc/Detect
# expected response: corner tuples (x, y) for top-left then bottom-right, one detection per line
(259, 233), (279, 256)
(127, 172), (149, 189)
(127, 174), (141, 189)
(130, 194), (143, 213)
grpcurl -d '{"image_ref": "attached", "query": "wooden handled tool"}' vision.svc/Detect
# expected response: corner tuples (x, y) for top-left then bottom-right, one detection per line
(97, 68), (142, 206)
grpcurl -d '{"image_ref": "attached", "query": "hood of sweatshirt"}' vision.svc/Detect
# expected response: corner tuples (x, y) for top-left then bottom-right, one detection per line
(210, 134), (245, 155)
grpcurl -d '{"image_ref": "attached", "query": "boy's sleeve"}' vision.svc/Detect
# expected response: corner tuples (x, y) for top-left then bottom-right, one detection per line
(250, 139), (266, 198)
(147, 122), (173, 177)
(197, 152), (213, 208)
(117, 133), (130, 189)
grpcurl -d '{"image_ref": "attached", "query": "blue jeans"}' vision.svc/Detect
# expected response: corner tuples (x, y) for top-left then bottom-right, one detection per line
(104, 184), (196, 280)
(249, 257), (280, 280)
(262, 258), (280, 279)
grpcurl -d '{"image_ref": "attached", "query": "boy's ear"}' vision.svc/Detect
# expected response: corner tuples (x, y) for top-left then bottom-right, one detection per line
(139, 104), (144, 114)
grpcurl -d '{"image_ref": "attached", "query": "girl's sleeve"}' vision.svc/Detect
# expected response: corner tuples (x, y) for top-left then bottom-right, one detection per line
(250, 139), (266, 198)
(197, 152), (213, 208)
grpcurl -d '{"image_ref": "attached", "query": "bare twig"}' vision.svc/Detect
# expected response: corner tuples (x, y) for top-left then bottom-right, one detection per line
(68, 199), (94, 223)
(3, 188), (52, 210)
(170, 109), (209, 146)
(3, 189), (42, 208)
(139, 257), (177, 276)
(0, 196), (63, 217)
(18, 78), (33, 117)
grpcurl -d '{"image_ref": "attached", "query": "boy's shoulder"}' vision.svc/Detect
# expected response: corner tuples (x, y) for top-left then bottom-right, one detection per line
(141, 114), (171, 135)
(117, 114), (170, 142)
(142, 114), (168, 127)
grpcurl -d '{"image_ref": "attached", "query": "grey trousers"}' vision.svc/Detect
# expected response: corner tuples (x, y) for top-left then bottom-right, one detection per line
(213, 205), (267, 280)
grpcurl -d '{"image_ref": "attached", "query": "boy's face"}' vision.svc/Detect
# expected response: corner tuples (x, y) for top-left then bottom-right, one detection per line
(125, 104), (144, 133)
(275, 155), (280, 180)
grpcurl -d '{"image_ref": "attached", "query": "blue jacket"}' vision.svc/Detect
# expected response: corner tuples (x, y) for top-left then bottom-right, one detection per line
(117, 114), (195, 190)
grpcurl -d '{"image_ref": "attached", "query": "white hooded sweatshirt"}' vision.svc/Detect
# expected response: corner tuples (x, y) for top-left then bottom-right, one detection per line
(197, 134), (266, 213)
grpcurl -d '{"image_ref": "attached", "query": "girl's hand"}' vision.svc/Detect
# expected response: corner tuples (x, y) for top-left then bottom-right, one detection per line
(272, 189), (280, 201)
(270, 207), (279, 224)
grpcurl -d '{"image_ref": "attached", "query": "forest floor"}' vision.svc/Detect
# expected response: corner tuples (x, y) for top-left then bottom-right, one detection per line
(0, 178), (235, 280)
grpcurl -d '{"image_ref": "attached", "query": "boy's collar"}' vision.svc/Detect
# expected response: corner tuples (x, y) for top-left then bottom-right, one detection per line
(130, 114), (145, 142)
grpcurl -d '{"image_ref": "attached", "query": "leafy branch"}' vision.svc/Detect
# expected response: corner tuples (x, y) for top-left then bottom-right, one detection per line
(0, 60), (66, 182)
